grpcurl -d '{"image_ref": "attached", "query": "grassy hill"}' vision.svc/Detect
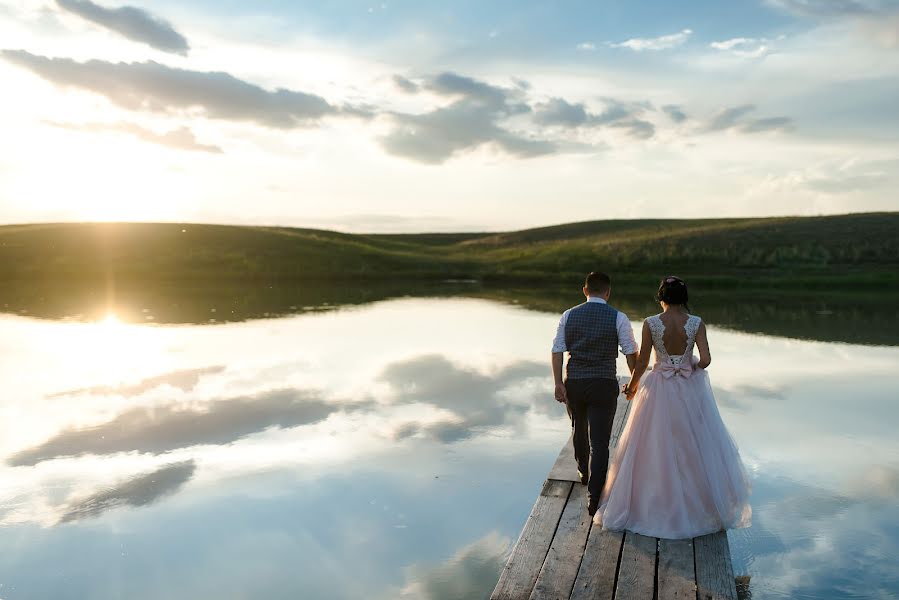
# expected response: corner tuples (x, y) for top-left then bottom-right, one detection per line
(1, 213), (897, 288)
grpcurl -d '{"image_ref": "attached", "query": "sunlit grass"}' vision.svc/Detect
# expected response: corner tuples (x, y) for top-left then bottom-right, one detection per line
(0, 214), (896, 288)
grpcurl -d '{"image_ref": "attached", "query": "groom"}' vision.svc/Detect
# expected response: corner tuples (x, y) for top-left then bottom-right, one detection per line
(551, 271), (637, 515)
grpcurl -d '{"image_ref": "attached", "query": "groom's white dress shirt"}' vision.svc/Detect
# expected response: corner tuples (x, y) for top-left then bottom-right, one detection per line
(551, 297), (638, 355)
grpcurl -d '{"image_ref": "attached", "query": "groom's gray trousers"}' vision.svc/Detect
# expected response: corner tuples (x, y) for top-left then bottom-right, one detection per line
(565, 377), (619, 503)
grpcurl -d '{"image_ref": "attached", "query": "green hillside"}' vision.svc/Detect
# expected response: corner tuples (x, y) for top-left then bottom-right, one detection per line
(1, 213), (897, 288)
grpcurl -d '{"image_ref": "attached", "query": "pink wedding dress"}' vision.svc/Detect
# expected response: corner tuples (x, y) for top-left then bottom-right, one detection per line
(595, 314), (752, 539)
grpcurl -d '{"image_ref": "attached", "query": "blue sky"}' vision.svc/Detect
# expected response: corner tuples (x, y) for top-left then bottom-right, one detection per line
(0, 0), (896, 230)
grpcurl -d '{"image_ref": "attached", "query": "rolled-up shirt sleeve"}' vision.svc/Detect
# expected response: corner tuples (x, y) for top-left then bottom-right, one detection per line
(617, 312), (638, 355)
(551, 310), (570, 353)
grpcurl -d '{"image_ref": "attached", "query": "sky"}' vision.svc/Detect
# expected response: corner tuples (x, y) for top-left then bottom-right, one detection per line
(0, 0), (897, 232)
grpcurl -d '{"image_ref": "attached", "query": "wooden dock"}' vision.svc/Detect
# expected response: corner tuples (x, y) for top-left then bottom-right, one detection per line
(491, 396), (739, 600)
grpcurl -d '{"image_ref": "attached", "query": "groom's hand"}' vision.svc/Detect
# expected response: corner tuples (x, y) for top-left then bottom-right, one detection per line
(554, 382), (568, 403)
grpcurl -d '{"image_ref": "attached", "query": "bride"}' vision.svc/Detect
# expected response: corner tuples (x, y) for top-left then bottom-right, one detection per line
(594, 276), (752, 539)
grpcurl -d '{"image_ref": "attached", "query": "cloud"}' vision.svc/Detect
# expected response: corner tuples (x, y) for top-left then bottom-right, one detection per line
(9, 352), (553, 466)
(710, 37), (774, 58)
(609, 29), (692, 51)
(765, 0), (881, 17)
(857, 14), (899, 48)
(55, 0), (189, 55)
(611, 118), (655, 139)
(380, 72), (555, 164)
(2, 50), (343, 128)
(767, 1), (899, 49)
(425, 72), (511, 106)
(533, 97), (655, 139)
(576, 42), (596, 51)
(743, 472), (899, 599)
(395, 532), (510, 599)
(741, 116), (794, 133)
(49, 366), (226, 397)
(708, 104), (757, 130)
(45, 120), (223, 153)
(662, 104), (688, 123)
(392, 74), (419, 93)
(9, 389), (337, 465)
(803, 172), (888, 193)
(378, 355), (546, 442)
(58, 460), (196, 523)
(847, 464), (899, 500)
(533, 98), (589, 127)
(706, 105), (793, 133)
(764, 158), (897, 195)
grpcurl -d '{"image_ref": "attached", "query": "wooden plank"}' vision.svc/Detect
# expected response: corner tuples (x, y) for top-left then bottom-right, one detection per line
(491, 480), (574, 600)
(569, 526), (624, 600)
(657, 538), (696, 600)
(529, 484), (593, 600)
(547, 433), (579, 483)
(614, 532), (657, 600)
(695, 531), (738, 600)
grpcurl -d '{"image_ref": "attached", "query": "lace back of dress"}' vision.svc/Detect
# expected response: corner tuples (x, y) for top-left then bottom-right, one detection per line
(649, 314), (700, 365)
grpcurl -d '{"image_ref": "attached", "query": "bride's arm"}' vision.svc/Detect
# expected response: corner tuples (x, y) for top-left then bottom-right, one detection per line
(625, 320), (653, 398)
(695, 322), (712, 369)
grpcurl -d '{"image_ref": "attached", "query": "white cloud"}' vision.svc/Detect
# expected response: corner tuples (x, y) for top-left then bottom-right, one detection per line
(576, 42), (596, 51)
(609, 29), (692, 51)
(710, 37), (775, 58)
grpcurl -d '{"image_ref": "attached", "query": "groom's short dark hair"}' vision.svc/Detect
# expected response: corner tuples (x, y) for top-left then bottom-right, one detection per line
(585, 271), (611, 294)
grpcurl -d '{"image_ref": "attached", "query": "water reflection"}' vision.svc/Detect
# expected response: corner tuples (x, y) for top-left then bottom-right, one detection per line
(9, 389), (337, 466)
(59, 461), (196, 524)
(1, 278), (896, 345)
(0, 296), (896, 599)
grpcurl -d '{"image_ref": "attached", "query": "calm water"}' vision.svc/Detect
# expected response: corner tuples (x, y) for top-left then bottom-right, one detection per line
(0, 286), (897, 599)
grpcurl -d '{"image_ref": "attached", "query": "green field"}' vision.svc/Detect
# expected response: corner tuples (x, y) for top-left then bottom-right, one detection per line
(1, 213), (897, 288)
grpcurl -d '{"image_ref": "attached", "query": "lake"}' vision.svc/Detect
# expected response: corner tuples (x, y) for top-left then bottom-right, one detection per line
(0, 283), (896, 599)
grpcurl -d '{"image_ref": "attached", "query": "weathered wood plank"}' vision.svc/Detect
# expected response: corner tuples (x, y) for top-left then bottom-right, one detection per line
(569, 526), (624, 600)
(491, 480), (574, 600)
(614, 532), (657, 600)
(658, 538), (696, 600)
(695, 531), (738, 600)
(547, 433), (579, 483)
(531, 485), (591, 600)
(529, 484), (592, 600)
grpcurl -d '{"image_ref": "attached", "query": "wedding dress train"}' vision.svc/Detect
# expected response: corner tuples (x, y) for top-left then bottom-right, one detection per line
(595, 314), (752, 539)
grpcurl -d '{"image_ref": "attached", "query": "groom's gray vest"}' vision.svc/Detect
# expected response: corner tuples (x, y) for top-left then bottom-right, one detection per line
(565, 302), (620, 380)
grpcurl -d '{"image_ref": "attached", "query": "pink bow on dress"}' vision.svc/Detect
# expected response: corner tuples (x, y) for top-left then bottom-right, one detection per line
(657, 361), (694, 379)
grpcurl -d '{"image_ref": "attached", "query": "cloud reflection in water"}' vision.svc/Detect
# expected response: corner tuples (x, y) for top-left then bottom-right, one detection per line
(48, 366), (226, 398)
(0, 297), (897, 599)
(59, 460), (196, 523)
(10, 389), (337, 466)
(379, 355), (545, 443)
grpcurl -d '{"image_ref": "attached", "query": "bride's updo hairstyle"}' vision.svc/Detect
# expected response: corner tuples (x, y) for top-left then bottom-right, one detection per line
(656, 276), (690, 311)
